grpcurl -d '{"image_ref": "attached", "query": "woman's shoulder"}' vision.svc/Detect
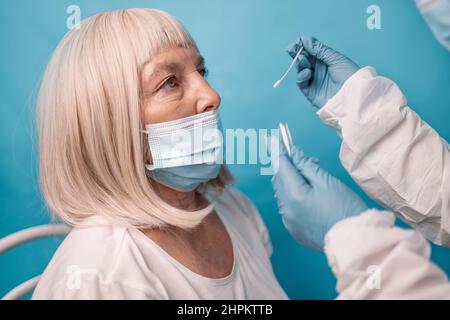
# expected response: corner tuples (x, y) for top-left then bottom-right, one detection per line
(32, 218), (166, 299)
(47, 218), (128, 271)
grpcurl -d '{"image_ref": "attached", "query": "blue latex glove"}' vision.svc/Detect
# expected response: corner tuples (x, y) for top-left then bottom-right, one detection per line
(271, 145), (368, 252)
(286, 36), (360, 109)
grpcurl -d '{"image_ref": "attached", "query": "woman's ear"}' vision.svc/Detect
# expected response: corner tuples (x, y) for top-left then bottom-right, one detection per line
(140, 95), (153, 165)
(143, 135), (153, 165)
(146, 144), (153, 165)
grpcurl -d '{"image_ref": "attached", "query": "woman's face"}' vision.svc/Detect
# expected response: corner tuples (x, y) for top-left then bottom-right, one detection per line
(140, 46), (221, 124)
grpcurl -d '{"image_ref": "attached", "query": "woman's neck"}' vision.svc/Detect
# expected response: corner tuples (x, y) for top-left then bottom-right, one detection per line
(149, 178), (206, 211)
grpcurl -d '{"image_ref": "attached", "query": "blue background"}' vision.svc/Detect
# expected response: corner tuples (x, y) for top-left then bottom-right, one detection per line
(1, 0), (449, 299)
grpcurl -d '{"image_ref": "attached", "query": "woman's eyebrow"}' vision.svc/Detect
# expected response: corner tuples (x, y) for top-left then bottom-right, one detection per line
(150, 62), (183, 79)
(146, 55), (205, 83)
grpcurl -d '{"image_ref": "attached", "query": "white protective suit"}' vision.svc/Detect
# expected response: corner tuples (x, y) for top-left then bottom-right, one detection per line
(317, 66), (450, 299)
(317, 66), (450, 246)
(415, 0), (450, 51)
(324, 210), (450, 299)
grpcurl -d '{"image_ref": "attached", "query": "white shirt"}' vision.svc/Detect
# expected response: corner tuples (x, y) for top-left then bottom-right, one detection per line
(32, 186), (288, 300)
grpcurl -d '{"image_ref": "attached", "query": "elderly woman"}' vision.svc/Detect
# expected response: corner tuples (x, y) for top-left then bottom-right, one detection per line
(32, 8), (288, 299)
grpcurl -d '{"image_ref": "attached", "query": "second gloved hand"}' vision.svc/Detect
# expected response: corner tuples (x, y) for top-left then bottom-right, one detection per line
(271, 145), (368, 252)
(286, 36), (360, 109)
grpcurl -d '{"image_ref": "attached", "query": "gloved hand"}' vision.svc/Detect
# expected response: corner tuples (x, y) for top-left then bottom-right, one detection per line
(286, 36), (360, 109)
(271, 145), (368, 252)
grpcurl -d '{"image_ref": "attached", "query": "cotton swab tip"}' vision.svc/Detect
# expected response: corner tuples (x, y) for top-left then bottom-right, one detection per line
(273, 80), (281, 88)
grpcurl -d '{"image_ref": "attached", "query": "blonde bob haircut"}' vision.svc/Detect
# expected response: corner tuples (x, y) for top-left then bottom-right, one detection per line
(37, 8), (233, 230)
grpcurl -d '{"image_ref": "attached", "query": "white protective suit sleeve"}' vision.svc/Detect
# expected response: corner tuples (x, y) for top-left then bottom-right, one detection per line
(317, 66), (450, 246)
(324, 209), (450, 299)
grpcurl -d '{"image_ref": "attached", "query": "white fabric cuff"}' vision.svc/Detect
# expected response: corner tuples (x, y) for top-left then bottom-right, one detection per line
(316, 66), (377, 130)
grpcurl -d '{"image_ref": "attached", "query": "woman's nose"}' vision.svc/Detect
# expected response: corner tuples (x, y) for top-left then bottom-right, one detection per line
(194, 76), (221, 114)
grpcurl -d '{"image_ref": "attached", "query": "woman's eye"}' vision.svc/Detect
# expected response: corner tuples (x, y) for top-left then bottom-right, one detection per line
(199, 67), (209, 78)
(162, 76), (178, 89)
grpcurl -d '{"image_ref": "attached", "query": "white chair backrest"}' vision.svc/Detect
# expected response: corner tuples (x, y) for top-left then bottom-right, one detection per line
(0, 224), (71, 300)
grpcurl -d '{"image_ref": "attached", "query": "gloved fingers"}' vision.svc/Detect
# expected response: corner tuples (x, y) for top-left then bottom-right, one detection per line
(265, 134), (287, 159)
(296, 68), (312, 93)
(290, 145), (306, 166)
(300, 35), (339, 66)
(296, 53), (311, 70)
(286, 38), (302, 59)
(286, 39), (314, 68)
(296, 68), (312, 84)
(290, 145), (319, 170)
(272, 151), (311, 195)
(297, 156), (330, 187)
(297, 79), (310, 95)
(310, 156), (320, 164)
(289, 144), (326, 186)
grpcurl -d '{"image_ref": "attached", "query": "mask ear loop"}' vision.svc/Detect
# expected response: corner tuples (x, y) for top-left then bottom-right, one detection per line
(273, 46), (304, 89)
(140, 127), (154, 171)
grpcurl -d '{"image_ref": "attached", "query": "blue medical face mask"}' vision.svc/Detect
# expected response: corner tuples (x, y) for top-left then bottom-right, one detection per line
(416, 0), (450, 51)
(142, 110), (223, 191)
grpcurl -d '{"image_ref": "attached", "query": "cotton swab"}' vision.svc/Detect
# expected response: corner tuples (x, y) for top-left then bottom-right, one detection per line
(273, 46), (304, 89)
